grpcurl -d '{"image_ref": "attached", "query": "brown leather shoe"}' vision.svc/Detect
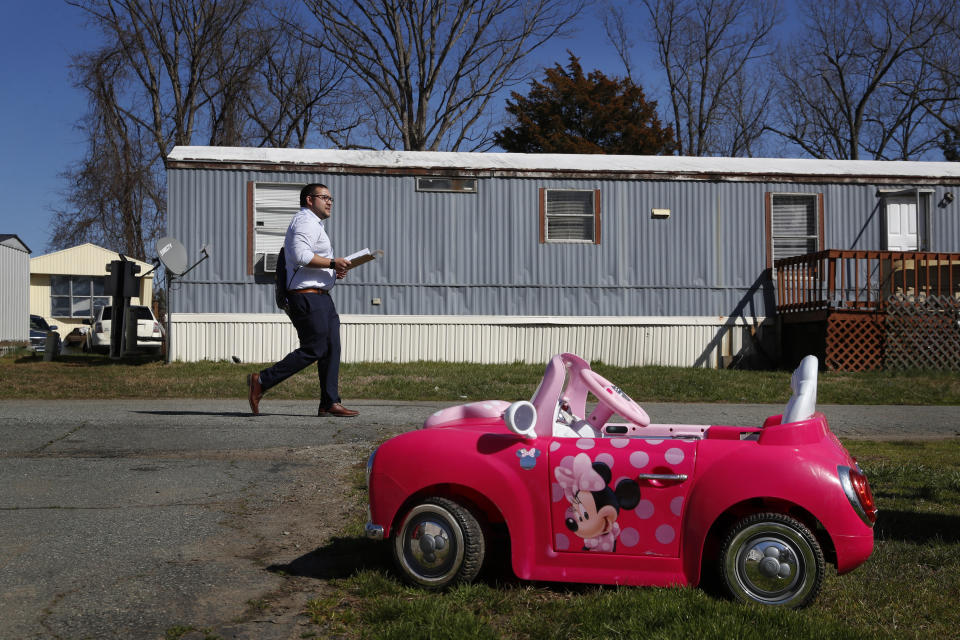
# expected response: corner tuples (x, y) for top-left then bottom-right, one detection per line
(318, 402), (359, 417)
(247, 372), (263, 415)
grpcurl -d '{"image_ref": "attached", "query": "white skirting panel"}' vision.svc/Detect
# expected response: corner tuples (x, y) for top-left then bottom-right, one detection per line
(169, 314), (766, 368)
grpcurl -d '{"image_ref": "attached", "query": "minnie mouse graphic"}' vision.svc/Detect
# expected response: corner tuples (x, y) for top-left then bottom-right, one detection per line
(555, 453), (641, 552)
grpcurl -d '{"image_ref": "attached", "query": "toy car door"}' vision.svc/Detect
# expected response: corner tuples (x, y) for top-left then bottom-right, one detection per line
(549, 437), (697, 557)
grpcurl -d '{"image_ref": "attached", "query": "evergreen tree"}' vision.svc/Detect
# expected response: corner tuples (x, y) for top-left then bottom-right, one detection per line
(494, 55), (676, 155)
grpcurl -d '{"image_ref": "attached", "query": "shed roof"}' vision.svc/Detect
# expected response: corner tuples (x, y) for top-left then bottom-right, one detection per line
(167, 146), (960, 184)
(30, 243), (153, 276)
(0, 234), (31, 253)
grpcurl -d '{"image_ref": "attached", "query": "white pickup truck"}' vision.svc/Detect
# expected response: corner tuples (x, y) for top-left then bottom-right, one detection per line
(84, 305), (163, 354)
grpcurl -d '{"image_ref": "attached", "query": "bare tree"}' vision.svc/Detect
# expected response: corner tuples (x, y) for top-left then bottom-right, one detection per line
(239, 31), (361, 148)
(637, 0), (779, 157)
(769, 0), (954, 160)
(54, 0), (258, 257)
(206, 7), (363, 148)
(52, 47), (161, 259)
(713, 71), (772, 158)
(53, 0), (352, 256)
(298, 0), (584, 151)
(599, 1), (636, 82)
(913, 7), (960, 160)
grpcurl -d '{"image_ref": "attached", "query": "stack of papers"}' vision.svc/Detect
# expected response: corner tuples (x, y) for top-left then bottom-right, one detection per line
(344, 248), (383, 270)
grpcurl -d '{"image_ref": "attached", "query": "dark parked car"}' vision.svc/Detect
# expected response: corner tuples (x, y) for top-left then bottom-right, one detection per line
(29, 315), (59, 353)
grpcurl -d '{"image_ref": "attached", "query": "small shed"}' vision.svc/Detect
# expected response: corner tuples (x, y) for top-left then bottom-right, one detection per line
(30, 243), (154, 337)
(0, 234), (31, 345)
(165, 147), (960, 367)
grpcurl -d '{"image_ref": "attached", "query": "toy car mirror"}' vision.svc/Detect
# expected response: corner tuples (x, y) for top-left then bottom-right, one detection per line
(504, 401), (538, 438)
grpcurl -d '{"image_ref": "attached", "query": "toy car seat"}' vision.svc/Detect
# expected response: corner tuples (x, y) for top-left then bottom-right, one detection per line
(781, 355), (818, 424)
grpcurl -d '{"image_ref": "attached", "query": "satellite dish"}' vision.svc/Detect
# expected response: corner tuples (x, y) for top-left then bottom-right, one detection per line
(156, 237), (188, 276)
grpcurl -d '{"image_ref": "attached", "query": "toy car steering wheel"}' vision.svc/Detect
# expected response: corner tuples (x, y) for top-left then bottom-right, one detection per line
(579, 369), (650, 428)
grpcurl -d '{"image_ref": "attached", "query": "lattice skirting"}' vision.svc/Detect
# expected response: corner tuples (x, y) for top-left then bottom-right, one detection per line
(797, 296), (960, 371)
(825, 314), (884, 372)
(885, 296), (960, 371)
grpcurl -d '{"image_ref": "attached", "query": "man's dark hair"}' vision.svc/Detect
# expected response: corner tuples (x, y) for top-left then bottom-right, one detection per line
(300, 183), (329, 207)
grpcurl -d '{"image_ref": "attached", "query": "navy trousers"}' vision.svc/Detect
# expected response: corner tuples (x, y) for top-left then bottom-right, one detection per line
(258, 292), (341, 408)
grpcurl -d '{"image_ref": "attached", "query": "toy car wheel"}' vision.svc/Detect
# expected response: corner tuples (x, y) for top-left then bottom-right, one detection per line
(719, 512), (824, 608)
(393, 497), (484, 589)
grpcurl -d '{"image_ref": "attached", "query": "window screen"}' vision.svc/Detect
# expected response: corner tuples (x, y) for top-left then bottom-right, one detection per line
(253, 183), (300, 256)
(771, 194), (819, 262)
(544, 190), (597, 243)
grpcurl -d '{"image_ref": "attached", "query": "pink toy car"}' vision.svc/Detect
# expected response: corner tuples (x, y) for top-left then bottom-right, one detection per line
(365, 353), (876, 607)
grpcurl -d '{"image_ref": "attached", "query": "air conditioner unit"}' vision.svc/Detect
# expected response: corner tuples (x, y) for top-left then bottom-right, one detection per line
(262, 252), (279, 273)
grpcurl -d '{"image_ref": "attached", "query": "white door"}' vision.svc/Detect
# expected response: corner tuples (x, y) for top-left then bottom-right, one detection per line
(885, 196), (919, 250)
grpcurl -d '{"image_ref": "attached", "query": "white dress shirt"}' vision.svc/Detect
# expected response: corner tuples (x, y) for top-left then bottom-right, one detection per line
(284, 207), (335, 291)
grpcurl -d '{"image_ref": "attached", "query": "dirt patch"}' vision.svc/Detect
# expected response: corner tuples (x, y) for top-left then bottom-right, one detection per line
(180, 442), (380, 639)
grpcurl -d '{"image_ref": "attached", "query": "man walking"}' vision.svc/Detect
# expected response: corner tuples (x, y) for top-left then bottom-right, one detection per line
(247, 183), (358, 417)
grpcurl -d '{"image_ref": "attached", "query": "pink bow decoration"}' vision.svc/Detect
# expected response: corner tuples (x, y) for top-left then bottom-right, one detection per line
(554, 453), (606, 502)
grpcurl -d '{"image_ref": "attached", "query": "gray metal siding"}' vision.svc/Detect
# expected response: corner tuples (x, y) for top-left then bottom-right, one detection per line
(0, 244), (30, 341)
(167, 168), (957, 317)
(819, 183), (960, 252)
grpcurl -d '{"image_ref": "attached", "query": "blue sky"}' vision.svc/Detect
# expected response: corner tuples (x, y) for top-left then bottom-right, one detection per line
(0, 2), (103, 255)
(0, 2), (641, 256)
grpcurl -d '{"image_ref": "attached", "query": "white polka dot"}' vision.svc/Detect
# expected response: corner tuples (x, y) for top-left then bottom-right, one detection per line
(670, 496), (684, 516)
(665, 447), (685, 464)
(576, 438), (595, 450)
(551, 482), (564, 502)
(645, 439), (663, 445)
(596, 453), (614, 469)
(611, 438), (630, 448)
(656, 524), (675, 544)
(549, 441), (561, 452)
(634, 499), (655, 519)
(629, 451), (650, 468)
(620, 527), (639, 547)
(555, 534), (570, 551)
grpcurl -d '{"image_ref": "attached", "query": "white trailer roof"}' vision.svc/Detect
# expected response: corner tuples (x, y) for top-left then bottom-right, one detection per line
(168, 146), (960, 181)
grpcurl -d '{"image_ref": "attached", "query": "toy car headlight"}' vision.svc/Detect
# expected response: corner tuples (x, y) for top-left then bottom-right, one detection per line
(504, 401), (538, 438)
(366, 447), (378, 489)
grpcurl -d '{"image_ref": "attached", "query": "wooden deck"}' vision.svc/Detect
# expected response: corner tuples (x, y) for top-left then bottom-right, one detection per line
(775, 250), (960, 370)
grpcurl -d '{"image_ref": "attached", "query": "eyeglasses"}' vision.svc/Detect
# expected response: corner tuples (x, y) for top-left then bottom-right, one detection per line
(310, 194), (334, 203)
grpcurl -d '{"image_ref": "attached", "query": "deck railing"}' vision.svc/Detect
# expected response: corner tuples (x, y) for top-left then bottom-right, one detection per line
(775, 250), (960, 314)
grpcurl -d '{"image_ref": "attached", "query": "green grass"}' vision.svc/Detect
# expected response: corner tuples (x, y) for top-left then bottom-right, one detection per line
(2, 351), (960, 404)
(297, 440), (960, 639)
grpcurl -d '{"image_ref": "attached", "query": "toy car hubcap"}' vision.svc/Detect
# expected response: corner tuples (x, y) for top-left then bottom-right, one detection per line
(727, 523), (816, 605)
(738, 537), (799, 594)
(398, 505), (464, 583)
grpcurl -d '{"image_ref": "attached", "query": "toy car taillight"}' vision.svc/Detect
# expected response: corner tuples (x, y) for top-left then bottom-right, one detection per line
(838, 465), (877, 526)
